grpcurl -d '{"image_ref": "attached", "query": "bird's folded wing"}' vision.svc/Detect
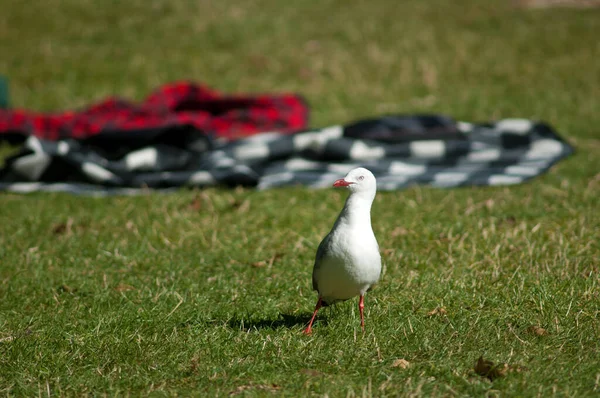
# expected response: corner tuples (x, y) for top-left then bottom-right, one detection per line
(312, 232), (333, 291)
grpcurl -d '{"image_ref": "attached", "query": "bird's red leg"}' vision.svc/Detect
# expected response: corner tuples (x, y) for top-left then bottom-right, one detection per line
(359, 295), (365, 332)
(303, 297), (323, 335)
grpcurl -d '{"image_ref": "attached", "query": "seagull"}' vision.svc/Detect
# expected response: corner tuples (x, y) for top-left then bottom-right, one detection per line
(303, 167), (381, 334)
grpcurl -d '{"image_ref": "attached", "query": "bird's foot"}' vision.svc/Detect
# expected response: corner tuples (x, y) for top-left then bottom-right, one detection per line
(302, 327), (313, 335)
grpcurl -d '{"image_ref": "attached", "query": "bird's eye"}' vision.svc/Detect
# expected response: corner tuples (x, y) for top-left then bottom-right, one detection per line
(358, 176), (365, 181)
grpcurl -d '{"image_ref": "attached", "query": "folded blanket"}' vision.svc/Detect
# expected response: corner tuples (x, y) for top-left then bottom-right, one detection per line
(0, 114), (574, 195)
(0, 81), (309, 142)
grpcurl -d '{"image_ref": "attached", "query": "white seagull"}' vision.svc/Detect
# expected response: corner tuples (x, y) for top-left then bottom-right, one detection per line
(303, 167), (382, 334)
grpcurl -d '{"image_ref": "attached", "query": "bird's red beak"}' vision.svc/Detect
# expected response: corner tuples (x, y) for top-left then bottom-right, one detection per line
(333, 179), (353, 187)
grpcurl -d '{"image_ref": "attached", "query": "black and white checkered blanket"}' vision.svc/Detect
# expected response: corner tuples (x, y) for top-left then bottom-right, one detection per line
(0, 115), (574, 195)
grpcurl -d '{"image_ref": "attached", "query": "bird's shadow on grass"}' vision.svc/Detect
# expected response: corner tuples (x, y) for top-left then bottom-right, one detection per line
(226, 312), (329, 331)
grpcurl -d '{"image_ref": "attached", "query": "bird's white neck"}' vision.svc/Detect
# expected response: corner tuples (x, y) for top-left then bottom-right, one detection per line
(336, 192), (374, 229)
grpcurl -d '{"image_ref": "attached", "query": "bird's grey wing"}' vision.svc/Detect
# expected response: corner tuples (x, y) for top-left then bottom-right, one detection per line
(312, 233), (332, 292)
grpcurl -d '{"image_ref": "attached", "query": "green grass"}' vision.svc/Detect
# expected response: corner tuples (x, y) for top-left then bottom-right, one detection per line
(1, 0), (600, 396)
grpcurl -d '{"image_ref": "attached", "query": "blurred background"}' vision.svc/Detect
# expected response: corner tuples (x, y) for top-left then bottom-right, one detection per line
(1, 0), (598, 135)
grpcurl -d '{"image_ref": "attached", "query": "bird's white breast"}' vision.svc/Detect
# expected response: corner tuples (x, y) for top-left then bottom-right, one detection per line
(315, 225), (381, 302)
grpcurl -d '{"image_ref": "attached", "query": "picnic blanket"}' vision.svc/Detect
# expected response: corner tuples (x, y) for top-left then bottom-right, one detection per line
(0, 114), (574, 195)
(0, 81), (309, 142)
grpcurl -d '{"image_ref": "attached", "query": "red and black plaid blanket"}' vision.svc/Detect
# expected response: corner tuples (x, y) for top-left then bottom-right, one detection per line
(0, 81), (309, 142)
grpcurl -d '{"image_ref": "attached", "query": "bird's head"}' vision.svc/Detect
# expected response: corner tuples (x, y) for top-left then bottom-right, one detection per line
(333, 167), (377, 196)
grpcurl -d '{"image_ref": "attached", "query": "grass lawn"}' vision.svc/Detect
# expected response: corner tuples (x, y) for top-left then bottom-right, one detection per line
(1, 0), (599, 396)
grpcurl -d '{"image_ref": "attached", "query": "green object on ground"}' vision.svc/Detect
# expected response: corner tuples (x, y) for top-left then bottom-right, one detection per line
(0, 76), (8, 108)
